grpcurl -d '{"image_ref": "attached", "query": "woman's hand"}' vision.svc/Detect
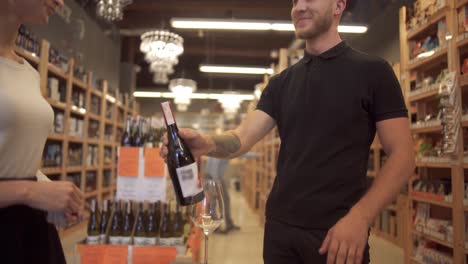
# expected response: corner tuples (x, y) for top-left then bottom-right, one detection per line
(25, 181), (84, 215)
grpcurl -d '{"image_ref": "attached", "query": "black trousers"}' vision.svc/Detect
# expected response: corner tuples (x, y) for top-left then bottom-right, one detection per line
(263, 219), (370, 264)
(0, 179), (66, 264)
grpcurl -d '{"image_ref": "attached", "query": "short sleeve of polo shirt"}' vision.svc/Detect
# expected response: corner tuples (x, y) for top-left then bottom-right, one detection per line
(372, 61), (408, 122)
(256, 75), (279, 120)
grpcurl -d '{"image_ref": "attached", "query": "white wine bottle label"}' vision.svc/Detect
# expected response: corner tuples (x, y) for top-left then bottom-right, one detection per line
(159, 238), (172, 246)
(161, 102), (175, 125)
(121, 236), (132, 245)
(99, 234), (107, 244)
(176, 163), (203, 198)
(134, 237), (147, 246)
(86, 235), (100, 245)
(109, 236), (122, 245)
(144, 237), (157, 245)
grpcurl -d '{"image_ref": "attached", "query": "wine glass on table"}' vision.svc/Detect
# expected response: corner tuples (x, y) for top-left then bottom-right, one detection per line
(191, 179), (225, 264)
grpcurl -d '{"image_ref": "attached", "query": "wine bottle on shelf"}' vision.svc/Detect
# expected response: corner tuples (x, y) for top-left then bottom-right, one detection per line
(99, 200), (109, 244)
(121, 201), (134, 245)
(172, 203), (184, 246)
(122, 115), (133, 147)
(155, 201), (162, 231)
(86, 199), (100, 245)
(145, 202), (158, 245)
(159, 203), (173, 246)
(183, 206), (192, 243)
(160, 101), (204, 206)
(134, 202), (147, 246)
(132, 117), (143, 147)
(109, 200), (123, 245)
(146, 118), (156, 148)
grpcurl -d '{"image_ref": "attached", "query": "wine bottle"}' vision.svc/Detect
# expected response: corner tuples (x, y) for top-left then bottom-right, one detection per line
(133, 118), (144, 147)
(160, 101), (204, 206)
(86, 199), (100, 245)
(159, 203), (173, 246)
(145, 118), (155, 148)
(183, 206), (192, 244)
(99, 200), (109, 244)
(155, 201), (162, 232)
(109, 200), (123, 245)
(121, 201), (134, 245)
(134, 202), (147, 246)
(145, 202), (158, 245)
(121, 115), (133, 147)
(172, 203), (184, 246)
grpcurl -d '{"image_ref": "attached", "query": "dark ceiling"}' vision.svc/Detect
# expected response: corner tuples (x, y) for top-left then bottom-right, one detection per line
(75, 0), (398, 92)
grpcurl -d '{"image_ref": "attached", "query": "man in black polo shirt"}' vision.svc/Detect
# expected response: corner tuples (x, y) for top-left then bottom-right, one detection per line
(160, 0), (414, 263)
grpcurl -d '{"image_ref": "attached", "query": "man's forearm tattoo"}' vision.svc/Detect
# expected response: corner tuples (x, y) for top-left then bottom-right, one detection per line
(207, 131), (241, 158)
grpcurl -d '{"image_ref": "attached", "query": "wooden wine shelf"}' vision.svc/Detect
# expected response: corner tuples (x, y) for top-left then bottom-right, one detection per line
(47, 63), (68, 80)
(105, 119), (114, 126)
(86, 166), (99, 171)
(410, 125), (443, 134)
(88, 139), (100, 145)
(70, 107), (86, 117)
(41, 167), (63, 175)
(14, 46), (40, 65)
(88, 113), (100, 121)
(457, 0), (468, 8)
(85, 190), (99, 198)
(46, 98), (67, 110)
(72, 79), (87, 90)
(67, 166), (83, 173)
(415, 162), (452, 168)
(48, 133), (65, 141)
(407, 6), (448, 40)
(408, 89), (439, 102)
(68, 137), (84, 144)
(412, 230), (453, 248)
(407, 47), (448, 71)
(411, 196), (452, 208)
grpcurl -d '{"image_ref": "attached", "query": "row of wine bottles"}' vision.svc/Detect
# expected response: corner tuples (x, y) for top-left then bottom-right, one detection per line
(87, 199), (192, 246)
(121, 115), (165, 148)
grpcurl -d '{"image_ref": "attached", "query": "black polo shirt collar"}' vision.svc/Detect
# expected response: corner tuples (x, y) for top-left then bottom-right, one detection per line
(303, 41), (349, 63)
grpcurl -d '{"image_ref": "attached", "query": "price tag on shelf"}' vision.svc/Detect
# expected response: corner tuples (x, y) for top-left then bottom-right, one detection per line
(144, 148), (165, 177)
(132, 246), (177, 264)
(118, 147), (140, 177)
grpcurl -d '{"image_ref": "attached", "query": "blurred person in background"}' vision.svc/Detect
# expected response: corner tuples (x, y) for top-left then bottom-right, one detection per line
(0, 1), (84, 263)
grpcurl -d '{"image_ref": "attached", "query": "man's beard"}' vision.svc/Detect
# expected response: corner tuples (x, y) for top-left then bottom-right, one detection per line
(295, 11), (334, 40)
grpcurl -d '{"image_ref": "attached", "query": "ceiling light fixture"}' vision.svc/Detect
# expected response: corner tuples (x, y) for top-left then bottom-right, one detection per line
(96, 0), (132, 22)
(200, 65), (274, 75)
(140, 30), (184, 84)
(171, 18), (368, 34)
(133, 91), (255, 101)
(169, 78), (197, 111)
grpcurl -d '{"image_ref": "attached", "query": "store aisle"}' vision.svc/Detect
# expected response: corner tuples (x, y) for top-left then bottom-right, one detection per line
(208, 189), (404, 264)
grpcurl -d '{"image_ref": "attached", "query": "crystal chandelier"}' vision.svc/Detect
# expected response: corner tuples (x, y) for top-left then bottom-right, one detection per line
(218, 93), (242, 115)
(140, 30), (184, 84)
(96, 0), (132, 22)
(169, 78), (196, 112)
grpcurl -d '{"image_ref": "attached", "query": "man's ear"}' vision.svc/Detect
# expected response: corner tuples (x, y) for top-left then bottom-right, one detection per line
(335, 0), (347, 15)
